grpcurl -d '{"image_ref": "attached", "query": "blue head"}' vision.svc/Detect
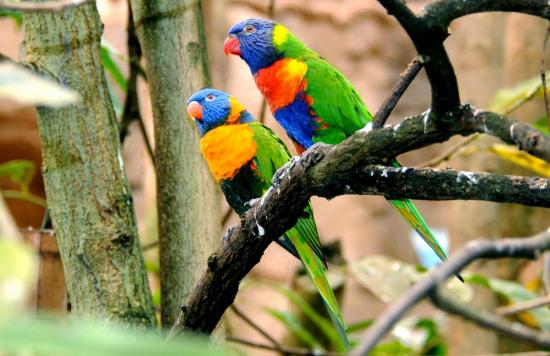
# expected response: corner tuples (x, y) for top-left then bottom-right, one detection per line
(187, 88), (254, 136)
(224, 18), (280, 74)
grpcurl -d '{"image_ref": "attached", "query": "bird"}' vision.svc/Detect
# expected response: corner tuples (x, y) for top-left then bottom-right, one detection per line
(186, 88), (349, 349)
(224, 18), (456, 276)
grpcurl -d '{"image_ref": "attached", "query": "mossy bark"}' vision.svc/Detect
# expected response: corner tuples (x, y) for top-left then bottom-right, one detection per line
(23, 2), (155, 326)
(129, 0), (221, 326)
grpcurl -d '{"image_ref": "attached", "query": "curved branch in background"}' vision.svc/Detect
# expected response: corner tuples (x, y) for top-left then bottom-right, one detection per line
(430, 288), (550, 349)
(354, 230), (550, 355)
(169, 105), (550, 336)
(0, 0), (88, 12)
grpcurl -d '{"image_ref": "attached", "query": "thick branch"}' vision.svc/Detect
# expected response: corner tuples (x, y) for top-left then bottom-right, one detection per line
(332, 166), (550, 207)
(377, 0), (459, 115)
(354, 230), (550, 355)
(169, 105), (550, 336)
(421, 0), (550, 31)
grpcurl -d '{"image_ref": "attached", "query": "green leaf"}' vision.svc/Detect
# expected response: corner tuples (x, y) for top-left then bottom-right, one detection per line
(0, 317), (227, 355)
(0, 160), (35, 192)
(264, 308), (324, 351)
(370, 339), (414, 356)
(271, 284), (345, 351)
(101, 40), (128, 92)
(532, 116), (550, 136)
(346, 319), (374, 334)
(0, 240), (37, 315)
(0, 62), (78, 106)
(470, 276), (550, 332)
(0, 9), (22, 26)
(490, 71), (549, 114)
(350, 255), (472, 304)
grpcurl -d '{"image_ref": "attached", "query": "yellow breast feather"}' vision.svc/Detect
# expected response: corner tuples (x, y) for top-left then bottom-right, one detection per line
(200, 124), (257, 182)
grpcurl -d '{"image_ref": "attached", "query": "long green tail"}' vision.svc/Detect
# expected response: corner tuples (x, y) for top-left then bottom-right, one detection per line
(286, 228), (349, 350)
(389, 160), (463, 281)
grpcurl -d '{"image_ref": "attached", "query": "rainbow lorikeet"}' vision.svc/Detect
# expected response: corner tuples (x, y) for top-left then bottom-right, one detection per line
(224, 18), (455, 273)
(187, 88), (349, 349)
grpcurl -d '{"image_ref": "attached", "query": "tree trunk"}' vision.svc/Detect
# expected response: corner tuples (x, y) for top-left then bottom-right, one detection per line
(129, 0), (221, 327)
(23, 2), (155, 326)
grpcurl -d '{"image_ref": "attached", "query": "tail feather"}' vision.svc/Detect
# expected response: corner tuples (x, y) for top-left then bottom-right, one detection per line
(286, 229), (349, 350)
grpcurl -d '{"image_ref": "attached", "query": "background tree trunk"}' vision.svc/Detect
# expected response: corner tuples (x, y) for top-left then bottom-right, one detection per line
(129, 0), (221, 327)
(23, 2), (155, 327)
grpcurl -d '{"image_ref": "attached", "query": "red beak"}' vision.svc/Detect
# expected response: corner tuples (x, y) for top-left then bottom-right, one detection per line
(223, 36), (241, 56)
(187, 101), (203, 120)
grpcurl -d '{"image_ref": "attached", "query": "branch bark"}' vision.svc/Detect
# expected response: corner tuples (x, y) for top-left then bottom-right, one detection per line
(169, 104), (550, 335)
(23, 1), (155, 326)
(0, 0), (88, 12)
(354, 229), (550, 355)
(129, 0), (221, 327)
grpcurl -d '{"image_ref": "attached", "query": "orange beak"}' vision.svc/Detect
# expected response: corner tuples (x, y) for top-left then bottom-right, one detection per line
(223, 36), (241, 56)
(187, 101), (203, 120)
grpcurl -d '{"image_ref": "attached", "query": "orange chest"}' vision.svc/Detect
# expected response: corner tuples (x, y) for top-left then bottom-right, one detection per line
(255, 58), (308, 112)
(199, 124), (257, 182)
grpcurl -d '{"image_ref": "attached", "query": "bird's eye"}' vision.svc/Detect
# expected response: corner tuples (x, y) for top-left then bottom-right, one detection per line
(205, 94), (215, 102)
(243, 25), (256, 34)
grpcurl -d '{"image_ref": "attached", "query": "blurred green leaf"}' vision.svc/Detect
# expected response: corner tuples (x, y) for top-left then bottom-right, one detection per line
(0, 62), (78, 106)
(489, 144), (550, 177)
(0, 240), (37, 315)
(0, 317), (227, 355)
(101, 41), (128, 92)
(0, 160), (35, 192)
(350, 255), (472, 304)
(271, 284), (345, 350)
(346, 319), (374, 334)
(469, 275), (550, 332)
(264, 308), (324, 351)
(414, 319), (446, 355)
(370, 339), (414, 356)
(532, 116), (550, 136)
(0, 9), (22, 26)
(490, 71), (549, 114)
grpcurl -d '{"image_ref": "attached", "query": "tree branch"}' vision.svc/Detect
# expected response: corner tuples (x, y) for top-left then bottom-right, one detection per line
(0, 0), (88, 12)
(354, 229), (550, 355)
(168, 104), (550, 336)
(372, 57), (423, 128)
(430, 287), (550, 349)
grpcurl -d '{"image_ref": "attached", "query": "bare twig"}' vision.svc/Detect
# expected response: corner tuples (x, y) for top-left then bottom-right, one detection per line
(230, 305), (280, 347)
(542, 24), (550, 129)
(430, 287), (550, 348)
(226, 336), (340, 356)
(120, 3), (155, 166)
(141, 240), (159, 251)
(419, 133), (480, 168)
(497, 295), (550, 316)
(354, 229), (550, 355)
(544, 252), (550, 294)
(0, 0), (88, 12)
(372, 57), (423, 128)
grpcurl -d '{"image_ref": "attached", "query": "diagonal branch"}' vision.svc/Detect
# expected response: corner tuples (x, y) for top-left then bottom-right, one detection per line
(168, 105), (550, 336)
(354, 229), (550, 355)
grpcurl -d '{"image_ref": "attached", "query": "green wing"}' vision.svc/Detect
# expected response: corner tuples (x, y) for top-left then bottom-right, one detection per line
(304, 58), (373, 144)
(249, 122), (349, 349)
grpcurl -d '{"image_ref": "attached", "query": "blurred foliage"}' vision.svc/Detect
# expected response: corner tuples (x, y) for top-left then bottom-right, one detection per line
(489, 144), (550, 177)
(0, 9), (22, 26)
(350, 255), (472, 304)
(0, 159), (35, 193)
(0, 317), (229, 355)
(468, 274), (550, 331)
(0, 62), (78, 107)
(101, 40), (128, 117)
(490, 71), (549, 115)
(0, 239), (37, 315)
